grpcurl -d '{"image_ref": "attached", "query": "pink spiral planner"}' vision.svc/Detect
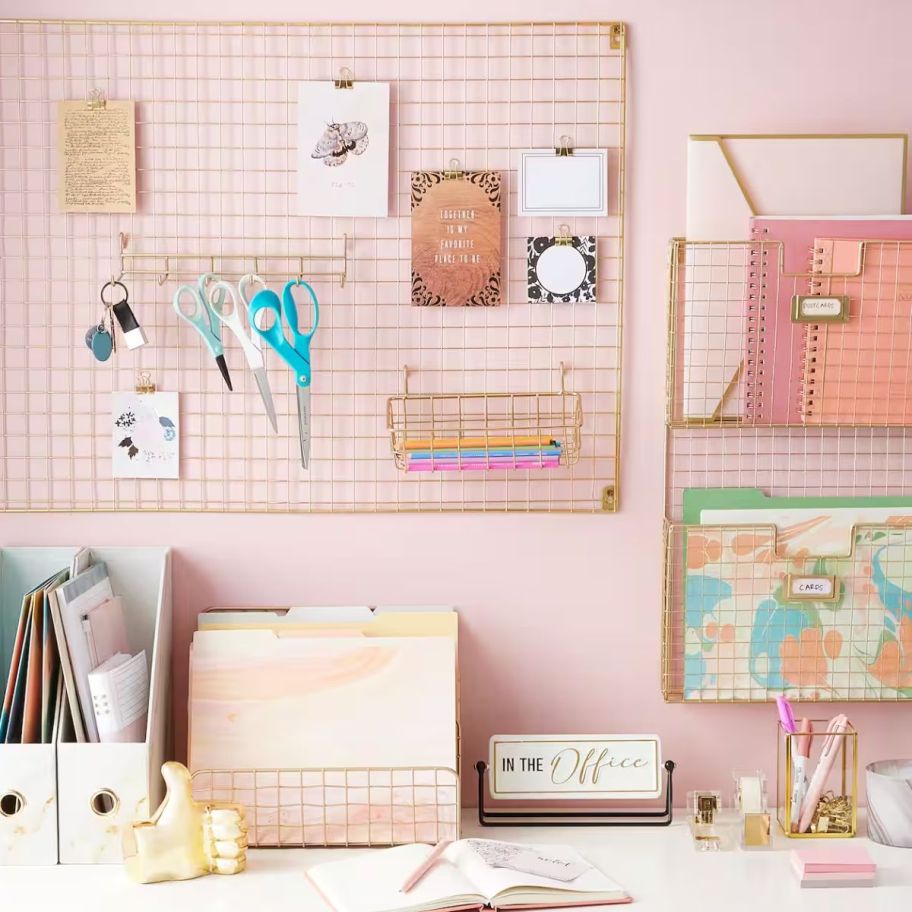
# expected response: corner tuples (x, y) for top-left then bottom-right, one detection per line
(745, 218), (912, 425)
(803, 237), (912, 425)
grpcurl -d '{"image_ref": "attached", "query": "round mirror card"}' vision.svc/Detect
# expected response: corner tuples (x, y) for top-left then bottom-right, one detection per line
(527, 235), (596, 303)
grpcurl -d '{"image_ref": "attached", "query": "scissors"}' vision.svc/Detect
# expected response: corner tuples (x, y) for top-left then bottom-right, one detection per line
(248, 279), (319, 468)
(207, 279), (278, 432)
(238, 273), (268, 352)
(172, 273), (233, 390)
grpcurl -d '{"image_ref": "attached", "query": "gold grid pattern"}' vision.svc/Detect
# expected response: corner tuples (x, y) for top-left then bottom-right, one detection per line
(0, 18), (626, 513)
(191, 766), (459, 847)
(664, 235), (912, 703)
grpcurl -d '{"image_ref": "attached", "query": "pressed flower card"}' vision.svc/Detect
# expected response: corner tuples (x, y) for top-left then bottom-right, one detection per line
(112, 391), (179, 479)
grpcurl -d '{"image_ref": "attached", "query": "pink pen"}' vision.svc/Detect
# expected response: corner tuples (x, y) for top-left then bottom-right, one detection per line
(776, 694), (797, 733)
(400, 840), (453, 893)
(797, 714), (848, 833)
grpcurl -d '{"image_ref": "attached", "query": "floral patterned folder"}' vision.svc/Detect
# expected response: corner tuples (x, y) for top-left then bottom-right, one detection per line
(682, 489), (912, 701)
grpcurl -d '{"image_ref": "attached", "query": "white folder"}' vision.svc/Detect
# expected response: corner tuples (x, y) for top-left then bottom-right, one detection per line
(686, 133), (907, 239)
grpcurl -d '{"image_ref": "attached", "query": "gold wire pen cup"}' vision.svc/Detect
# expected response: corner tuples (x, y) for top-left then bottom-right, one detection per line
(777, 720), (858, 838)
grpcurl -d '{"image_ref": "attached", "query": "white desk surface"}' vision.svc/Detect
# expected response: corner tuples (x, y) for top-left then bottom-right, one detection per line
(3, 811), (911, 911)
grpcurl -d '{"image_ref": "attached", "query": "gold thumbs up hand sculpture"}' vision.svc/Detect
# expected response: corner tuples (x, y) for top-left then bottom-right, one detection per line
(123, 761), (247, 884)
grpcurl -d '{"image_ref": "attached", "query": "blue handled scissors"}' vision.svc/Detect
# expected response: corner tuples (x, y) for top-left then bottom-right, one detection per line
(248, 279), (319, 468)
(172, 273), (233, 391)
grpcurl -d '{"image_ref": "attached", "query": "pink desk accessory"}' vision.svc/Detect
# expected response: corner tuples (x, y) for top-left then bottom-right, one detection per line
(793, 845), (876, 874)
(746, 217), (912, 425)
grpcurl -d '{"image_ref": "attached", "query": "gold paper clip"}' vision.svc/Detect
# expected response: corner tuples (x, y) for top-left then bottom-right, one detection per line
(555, 224), (573, 246)
(555, 134), (574, 157)
(87, 88), (106, 110)
(443, 157), (464, 180)
(334, 67), (354, 89)
(136, 371), (156, 394)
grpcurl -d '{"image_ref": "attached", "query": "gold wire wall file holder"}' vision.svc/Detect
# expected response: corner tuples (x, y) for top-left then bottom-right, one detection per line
(0, 18), (626, 513)
(662, 518), (912, 704)
(386, 363), (583, 472)
(664, 232), (912, 702)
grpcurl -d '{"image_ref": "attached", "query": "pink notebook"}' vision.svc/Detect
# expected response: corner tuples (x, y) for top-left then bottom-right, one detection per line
(803, 236), (912, 424)
(745, 218), (912, 424)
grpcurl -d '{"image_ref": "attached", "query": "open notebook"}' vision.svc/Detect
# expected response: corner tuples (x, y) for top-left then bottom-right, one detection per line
(306, 840), (630, 912)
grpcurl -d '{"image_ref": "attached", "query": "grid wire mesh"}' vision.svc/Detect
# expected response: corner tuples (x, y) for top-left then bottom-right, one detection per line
(0, 18), (626, 513)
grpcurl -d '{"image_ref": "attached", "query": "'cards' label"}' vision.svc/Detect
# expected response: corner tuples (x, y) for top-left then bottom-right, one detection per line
(786, 574), (838, 601)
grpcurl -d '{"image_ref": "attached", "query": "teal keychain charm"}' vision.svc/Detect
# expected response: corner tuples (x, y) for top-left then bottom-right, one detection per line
(85, 296), (115, 362)
(86, 321), (114, 361)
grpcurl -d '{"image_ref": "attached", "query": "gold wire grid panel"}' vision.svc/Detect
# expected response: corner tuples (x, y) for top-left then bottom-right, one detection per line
(387, 363), (583, 472)
(668, 237), (912, 428)
(0, 18), (626, 513)
(662, 520), (912, 703)
(191, 766), (459, 847)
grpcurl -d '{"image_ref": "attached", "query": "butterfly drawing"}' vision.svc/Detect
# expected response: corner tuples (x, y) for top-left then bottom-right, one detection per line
(311, 121), (369, 167)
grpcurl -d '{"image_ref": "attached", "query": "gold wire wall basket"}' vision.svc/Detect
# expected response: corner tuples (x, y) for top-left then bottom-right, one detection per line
(387, 364), (583, 472)
(664, 232), (912, 703)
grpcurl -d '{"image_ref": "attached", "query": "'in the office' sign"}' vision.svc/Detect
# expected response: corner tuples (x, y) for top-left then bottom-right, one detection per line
(489, 735), (662, 800)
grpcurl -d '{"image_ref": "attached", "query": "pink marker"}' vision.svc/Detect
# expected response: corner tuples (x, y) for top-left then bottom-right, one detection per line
(776, 694), (797, 734)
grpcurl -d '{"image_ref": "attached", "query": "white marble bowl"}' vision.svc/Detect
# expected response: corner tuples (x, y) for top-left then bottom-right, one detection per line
(867, 759), (912, 848)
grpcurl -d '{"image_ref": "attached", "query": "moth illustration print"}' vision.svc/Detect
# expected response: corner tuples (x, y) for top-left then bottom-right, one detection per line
(311, 121), (369, 167)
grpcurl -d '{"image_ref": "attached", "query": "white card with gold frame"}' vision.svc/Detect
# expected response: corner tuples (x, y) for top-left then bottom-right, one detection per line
(518, 149), (608, 217)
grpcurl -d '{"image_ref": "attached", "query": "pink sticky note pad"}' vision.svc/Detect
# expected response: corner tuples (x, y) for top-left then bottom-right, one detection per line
(793, 845), (876, 874)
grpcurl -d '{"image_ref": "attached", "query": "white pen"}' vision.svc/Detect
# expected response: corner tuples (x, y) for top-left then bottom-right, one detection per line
(790, 717), (812, 832)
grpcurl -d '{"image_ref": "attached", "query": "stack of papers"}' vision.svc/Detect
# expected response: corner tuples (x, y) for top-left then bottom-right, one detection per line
(791, 846), (876, 888)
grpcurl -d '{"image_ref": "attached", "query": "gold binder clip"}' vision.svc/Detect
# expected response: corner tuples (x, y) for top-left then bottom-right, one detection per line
(555, 135), (574, 157)
(136, 371), (156, 394)
(87, 88), (107, 110)
(334, 67), (354, 89)
(443, 158), (464, 180)
(555, 225), (573, 246)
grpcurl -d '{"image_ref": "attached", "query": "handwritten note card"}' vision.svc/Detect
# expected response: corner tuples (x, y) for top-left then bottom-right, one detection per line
(57, 100), (136, 213)
(411, 171), (502, 306)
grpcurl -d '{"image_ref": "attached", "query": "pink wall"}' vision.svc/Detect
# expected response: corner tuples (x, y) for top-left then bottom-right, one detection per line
(3, 0), (912, 801)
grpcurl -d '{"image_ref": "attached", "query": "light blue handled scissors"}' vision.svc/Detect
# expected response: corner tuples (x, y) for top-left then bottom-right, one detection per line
(248, 279), (319, 468)
(172, 273), (233, 390)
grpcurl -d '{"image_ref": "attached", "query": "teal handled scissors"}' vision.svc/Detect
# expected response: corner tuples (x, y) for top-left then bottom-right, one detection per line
(248, 279), (319, 468)
(172, 273), (233, 390)
(207, 280), (278, 432)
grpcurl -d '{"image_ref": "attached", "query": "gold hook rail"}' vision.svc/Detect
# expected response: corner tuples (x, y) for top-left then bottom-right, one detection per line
(115, 232), (349, 288)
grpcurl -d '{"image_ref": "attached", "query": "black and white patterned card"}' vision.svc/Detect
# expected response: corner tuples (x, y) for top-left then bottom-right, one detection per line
(527, 235), (596, 303)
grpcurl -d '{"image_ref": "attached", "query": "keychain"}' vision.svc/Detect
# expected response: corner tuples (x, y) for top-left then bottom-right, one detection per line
(85, 298), (115, 362)
(101, 279), (148, 350)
